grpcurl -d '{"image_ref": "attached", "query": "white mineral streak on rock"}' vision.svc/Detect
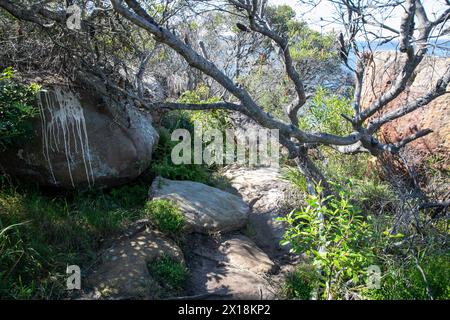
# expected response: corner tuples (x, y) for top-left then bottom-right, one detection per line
(37, 88), (95, 187)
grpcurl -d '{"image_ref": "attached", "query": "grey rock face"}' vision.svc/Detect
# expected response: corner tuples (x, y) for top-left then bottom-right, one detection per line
(149, 177), (249, 234)
(186, 233), (277, 300)
(1, 86), (159, 188)
(87, 227), (184, 299)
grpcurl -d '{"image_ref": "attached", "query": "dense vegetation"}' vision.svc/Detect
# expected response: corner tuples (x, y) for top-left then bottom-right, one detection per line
(279, 90), (449, 300)
(147, 255), (189, 295)
(0, 183), (149, 298)
(144, 199), (185, 234)
(0, 68), (39, 149)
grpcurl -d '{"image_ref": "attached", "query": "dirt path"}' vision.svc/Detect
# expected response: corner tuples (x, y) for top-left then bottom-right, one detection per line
(83, 166), (302, 299)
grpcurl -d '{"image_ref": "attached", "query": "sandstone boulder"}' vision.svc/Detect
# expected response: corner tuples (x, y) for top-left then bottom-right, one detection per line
(0, 86), (159, 188)
(149, 177), (249, 234)
(222, 166), (302, 258)
(361, 52), (450, 169)
(218, 235), (277, 274)
(87, 226), (184, 299)
(186, 233), (277, 299)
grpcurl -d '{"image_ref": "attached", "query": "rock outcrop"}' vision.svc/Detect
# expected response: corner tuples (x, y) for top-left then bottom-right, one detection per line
(186, 233), (277, 299)
(361, 52), (450, 169)
(85, 169), (302, 300)
(0, 86), (159, 188)
(149, 177), (249, 234)
(87, 224), (184, 299)
(222, 166), (301, 259)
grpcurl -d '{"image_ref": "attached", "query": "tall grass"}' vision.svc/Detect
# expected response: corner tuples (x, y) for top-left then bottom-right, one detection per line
(0, 183), (148, 299)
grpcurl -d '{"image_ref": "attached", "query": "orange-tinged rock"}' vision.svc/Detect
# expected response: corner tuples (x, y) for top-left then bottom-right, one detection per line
(361, 52), (450, 169)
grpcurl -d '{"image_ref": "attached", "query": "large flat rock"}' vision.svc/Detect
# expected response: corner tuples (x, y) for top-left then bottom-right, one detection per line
(186, 233), (278, 299)
(86, 226), (184, 299)
(149, 177), (249, 234)
(218, 235), (277, 274)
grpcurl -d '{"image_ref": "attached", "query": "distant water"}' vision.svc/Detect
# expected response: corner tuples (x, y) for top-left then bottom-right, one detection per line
(346, 39), (449, 68)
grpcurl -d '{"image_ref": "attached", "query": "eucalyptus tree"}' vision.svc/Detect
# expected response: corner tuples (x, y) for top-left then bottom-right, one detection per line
(108, 0), (450, 190)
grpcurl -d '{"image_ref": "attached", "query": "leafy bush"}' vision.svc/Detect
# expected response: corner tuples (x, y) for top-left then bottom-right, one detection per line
(265, 5), (337, 62)
(147, 255), (189, 292)
(282, 167), (307, 193)
(0, 67), (39, 148)
(278, 77), (448, 301)
(155, 84), (236, 184)
(297, 87), (398, 215)
(176, 84), (230, 132)
(157, 84), (231, 177)
(346, 179), (397, 215)
(299, 87), (353, 136)
(279, 176), (449, 300)
(144, 199), (184, 234)
(279, 183), (376, 299)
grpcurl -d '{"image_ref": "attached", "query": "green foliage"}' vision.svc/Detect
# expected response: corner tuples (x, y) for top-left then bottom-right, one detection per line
(347, 179), (397, 214)
(278, 86), (449, 300)
(282, 167), (307, 193)
(265, 5), (337, 61)
(299, 87), (353, 136)
(150, 129), (213, 184)
(155, 85), (230, 185)
(299, 87), (398, 215)
(144, 199), (184, 234)
(147, 255), (189, 293)
(367, 254), (450, 300)
(280, 168), (448, 300)
(279, 183), (376, 299)
(0, 184), (147, 299)
(282, 263), (319, 300)
(289, 28), (337, 62)
(107, 184), (149, 209)
(241, 7), (338, 119)
(0, 67), (40, 148)
(423, 154), (450, 200)
(265, 5), (296, 34)
(176, 84), (230, 132)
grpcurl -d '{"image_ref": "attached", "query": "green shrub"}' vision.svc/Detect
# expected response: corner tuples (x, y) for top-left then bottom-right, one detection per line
(144, 199), (184, 234)
(154, 84), (230, 183)
(282, 167), (307, 192)
(161, 84), (230, 133)
(147, 255), (189, 292)
(279, 84), (448, 301)
(176, 84), (230, 132)
(0, 67), (39, 148)
(279, 183), (376, 299)
(298, 87), (353, 136)
(347, 179), (397, 215)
